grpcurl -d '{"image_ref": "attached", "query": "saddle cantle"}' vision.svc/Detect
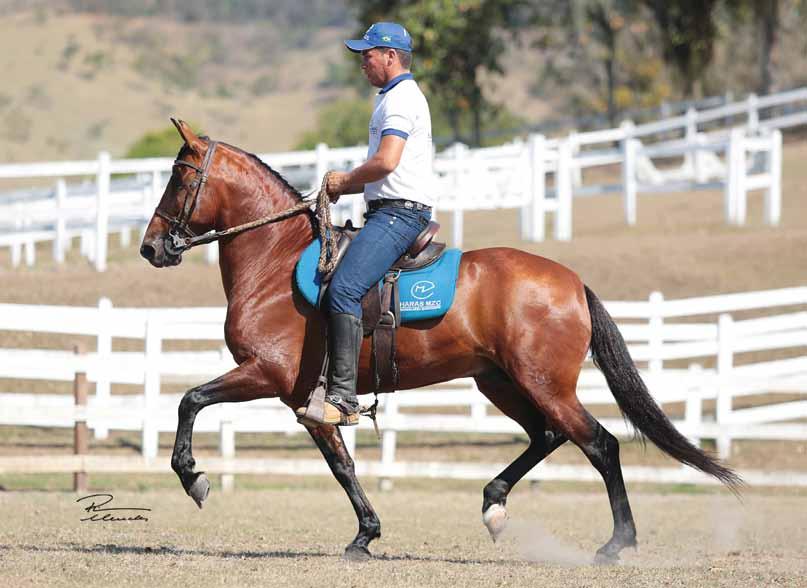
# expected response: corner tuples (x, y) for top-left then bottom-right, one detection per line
(294, 220), (462, 394)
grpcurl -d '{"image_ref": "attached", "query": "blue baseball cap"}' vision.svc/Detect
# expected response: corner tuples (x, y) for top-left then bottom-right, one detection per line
(345, 22), (413, 53)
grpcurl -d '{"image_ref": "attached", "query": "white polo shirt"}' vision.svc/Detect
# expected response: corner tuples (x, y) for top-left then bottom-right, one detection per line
(364, 74), (434, 207)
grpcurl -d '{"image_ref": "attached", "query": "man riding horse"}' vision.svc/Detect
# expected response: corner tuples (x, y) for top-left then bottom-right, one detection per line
(295, 22), (435, 426)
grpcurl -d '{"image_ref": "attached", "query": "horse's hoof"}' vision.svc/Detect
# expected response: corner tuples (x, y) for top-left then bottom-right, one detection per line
(187, 473), (210, 509)
(343, 544), (372, 562)
(593, 550), (619, 566)
(482, 503), (508, 543)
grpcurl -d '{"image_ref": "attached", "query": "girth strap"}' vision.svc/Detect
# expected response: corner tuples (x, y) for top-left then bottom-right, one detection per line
(371, 270), (401, 393)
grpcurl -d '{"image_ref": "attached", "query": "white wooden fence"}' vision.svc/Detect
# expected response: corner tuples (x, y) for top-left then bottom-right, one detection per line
(1, 87), (805, 267)
(1, 287), (806, 487)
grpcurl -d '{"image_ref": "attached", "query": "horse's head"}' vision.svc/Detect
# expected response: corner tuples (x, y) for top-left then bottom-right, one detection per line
(140, 119), (222, 267)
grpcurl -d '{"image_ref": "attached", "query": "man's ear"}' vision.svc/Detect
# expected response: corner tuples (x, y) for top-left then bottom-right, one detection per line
(170, 118), (205, 154)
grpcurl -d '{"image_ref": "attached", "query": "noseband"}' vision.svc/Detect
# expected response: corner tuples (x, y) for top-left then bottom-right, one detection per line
(155, 141), (219, 256)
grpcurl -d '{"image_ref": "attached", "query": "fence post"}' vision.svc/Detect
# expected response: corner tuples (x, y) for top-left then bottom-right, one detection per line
(527, 134), (547, 242)
(684, 108), (698, 172)
(379, 395), (398, 491)
(142, 317), (161, 460)
(716, 313), (734, 459)
(765, 129), (782, 226)
(24, 237), (35, 267)
(746, 93), (759, 134)
(694, 133), (708, 184)
(150, 169), (162, 206)
(568, 130), (582, 188)
(452, 143), (468, 248)
(94, 297), (112, 439)
(555, 140), (573, 241)
(220, 412), (235, 493)
(684, 364), (703, 447)
(724, 128), (745, 225)
(11, 242), (21, 267)
(74, 343), (89, 493)
(54, 179), (67, 263)
(621, 137), (639, 226)
(735, 129), (748, 226)
(119, 226), (131, 248)
(648, 291), (664, 378)
(315, 143), (329, 189)
(95, 151), (111, 272)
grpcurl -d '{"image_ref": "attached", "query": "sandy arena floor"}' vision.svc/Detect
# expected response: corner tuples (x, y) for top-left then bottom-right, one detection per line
(0, 487), (806, 587)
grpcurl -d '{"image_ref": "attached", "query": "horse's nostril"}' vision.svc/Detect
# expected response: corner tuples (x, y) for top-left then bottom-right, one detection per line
(140, 243), (156, 260)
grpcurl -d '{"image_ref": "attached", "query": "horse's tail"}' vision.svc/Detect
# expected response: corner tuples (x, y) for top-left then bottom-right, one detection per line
(584, 285), (742, 492)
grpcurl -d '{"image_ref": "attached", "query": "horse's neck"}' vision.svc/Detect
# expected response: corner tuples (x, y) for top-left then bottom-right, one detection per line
(218, 175), (315, 304)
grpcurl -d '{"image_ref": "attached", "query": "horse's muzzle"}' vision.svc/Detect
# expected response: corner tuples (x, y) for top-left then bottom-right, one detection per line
(140, 237), (181, 268)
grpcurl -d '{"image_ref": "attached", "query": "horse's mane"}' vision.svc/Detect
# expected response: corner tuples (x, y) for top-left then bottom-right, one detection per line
(232, 144), (304, 202)
(180, 138), (304, 202)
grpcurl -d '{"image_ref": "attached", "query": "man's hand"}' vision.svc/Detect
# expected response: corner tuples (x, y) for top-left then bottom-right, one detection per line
(325, 171), (351, 203)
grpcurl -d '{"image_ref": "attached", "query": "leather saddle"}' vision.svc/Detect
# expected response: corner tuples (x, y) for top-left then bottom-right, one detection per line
(319, 219), (445, 393)
(323, 219), (444, 280)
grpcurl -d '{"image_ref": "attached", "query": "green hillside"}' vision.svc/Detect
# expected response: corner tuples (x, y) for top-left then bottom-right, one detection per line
(0, 10), (356, 162)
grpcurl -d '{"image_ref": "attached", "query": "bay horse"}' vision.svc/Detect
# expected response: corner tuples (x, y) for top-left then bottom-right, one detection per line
(140, 120), (740, 564)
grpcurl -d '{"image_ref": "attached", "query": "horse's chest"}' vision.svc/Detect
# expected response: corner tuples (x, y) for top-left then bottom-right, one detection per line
(223, 312), (304, 365)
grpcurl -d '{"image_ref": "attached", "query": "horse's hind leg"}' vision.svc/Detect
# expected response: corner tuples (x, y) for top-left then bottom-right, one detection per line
(475, 370), (568, 542)
(529, 389), (637, 563)
(172, 358), (274, 508)
(306, 424), (381, 561)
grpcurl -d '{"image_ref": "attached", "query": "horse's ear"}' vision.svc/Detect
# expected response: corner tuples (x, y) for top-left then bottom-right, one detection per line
(171, 118), (204, 153)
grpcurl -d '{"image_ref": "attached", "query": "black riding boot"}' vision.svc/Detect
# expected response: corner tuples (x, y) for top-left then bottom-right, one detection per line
(296, 312), (363, 426)
(325, 312), (363, 415)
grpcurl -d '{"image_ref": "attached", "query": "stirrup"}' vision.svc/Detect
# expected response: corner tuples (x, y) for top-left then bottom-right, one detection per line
(295, 383), (360, 427)
(296, 402), (359, 427)
(360, 395), (381, 440)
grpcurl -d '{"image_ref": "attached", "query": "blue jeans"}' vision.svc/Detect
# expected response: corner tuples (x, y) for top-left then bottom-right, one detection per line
(326, 205), (431, 318)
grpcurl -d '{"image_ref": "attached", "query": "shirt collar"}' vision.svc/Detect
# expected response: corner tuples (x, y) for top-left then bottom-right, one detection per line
(378, 72), (414, 95)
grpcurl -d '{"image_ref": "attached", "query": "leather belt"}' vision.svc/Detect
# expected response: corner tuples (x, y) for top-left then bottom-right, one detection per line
(368, 199), (431, 212)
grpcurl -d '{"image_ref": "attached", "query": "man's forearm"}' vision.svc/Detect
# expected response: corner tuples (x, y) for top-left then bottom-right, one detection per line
(344, 153), (395, 190)
(338, 180), (366, 195)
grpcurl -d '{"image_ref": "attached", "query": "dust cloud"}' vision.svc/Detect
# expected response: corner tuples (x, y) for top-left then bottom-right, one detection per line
(501, 519), (591, 566)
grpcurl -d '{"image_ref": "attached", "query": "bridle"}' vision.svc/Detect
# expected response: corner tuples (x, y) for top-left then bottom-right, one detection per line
(152, 140), (339, 273)
(155, 140), (220, 256)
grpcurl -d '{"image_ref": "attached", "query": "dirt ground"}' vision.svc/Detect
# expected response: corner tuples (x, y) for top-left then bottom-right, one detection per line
(0, 487), (805, 587)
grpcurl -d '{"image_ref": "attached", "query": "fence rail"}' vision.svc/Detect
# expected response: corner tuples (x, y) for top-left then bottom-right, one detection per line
(2, 87), (807, 268)
(1, 287), (806, 487)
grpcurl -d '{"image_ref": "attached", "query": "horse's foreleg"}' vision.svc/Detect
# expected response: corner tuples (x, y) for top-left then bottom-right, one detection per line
(476, 370), (567, 541)
(306, 424), (381, 560)
(171, 358), (272, 508)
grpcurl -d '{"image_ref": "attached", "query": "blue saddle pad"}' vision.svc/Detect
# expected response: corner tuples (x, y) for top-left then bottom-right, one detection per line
(294, 239), (463, 323)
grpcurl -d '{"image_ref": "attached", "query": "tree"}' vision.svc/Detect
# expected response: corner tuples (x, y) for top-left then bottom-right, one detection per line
(725, 1), (779, 95)
(348, 0), (528, 146)
(641, 0), (720, 97)
(573, 1), (641, 125)
(529, 1), (668, 125)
